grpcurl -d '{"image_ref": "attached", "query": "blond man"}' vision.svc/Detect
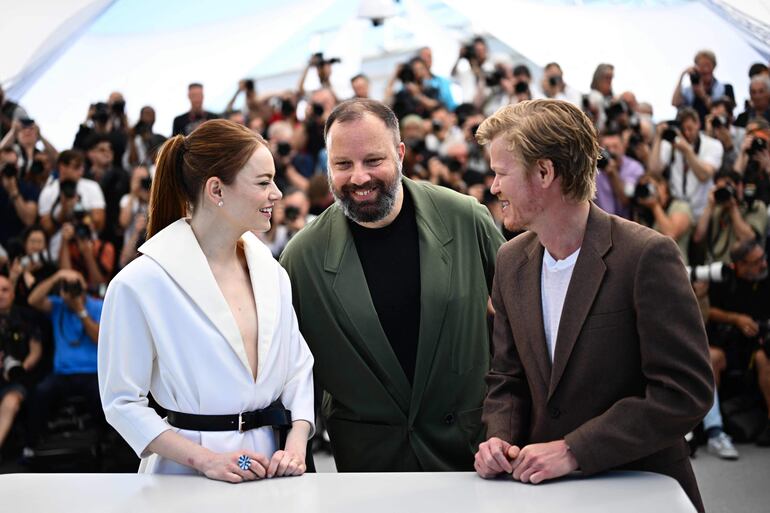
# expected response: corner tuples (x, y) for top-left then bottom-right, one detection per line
(474, 99), (713, 512)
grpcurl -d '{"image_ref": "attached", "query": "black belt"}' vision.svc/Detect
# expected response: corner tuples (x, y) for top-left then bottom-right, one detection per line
(166, 400), (292, 448)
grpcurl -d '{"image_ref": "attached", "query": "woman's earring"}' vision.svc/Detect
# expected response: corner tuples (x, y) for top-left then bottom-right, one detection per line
(217, 200), (224, 207)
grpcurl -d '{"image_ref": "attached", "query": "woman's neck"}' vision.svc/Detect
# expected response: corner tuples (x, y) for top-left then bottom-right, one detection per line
(189, 213), (242, 268)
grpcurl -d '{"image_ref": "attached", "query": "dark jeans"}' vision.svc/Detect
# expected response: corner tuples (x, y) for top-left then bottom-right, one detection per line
(26, 372), (101, 447)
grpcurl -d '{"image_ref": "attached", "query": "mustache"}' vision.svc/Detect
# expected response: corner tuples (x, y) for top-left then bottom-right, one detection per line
(341, 179), (385, 194)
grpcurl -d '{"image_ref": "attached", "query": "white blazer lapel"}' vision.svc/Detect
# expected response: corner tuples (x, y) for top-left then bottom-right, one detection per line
(138, 219), (251, 376)
(242, 232), (280, 379)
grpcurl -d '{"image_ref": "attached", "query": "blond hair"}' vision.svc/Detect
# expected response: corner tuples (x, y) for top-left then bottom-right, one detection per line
(476, 99), (600, 202)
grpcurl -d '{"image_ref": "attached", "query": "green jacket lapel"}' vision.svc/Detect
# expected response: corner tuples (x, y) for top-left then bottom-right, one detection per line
(404, 179), (453, 420)
(324, 206), (412, 412)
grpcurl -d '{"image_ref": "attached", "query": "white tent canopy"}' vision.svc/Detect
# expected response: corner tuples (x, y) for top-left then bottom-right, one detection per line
(1, 0), (768, 150)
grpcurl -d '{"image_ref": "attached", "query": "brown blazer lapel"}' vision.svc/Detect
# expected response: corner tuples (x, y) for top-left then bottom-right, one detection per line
(514, 237), (551, 390)
(548, 204), (612, 400)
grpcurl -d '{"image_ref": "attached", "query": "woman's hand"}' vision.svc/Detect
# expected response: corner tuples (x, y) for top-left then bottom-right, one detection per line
(266, 447), (307, 478)
(197, 450), (270, 483)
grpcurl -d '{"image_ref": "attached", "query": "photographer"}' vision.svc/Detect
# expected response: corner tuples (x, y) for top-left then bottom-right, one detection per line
(735, 75), (770, 128)
(126, 106), (165, 169)
(118, 165), (150, 255)
(693, 170), (766, 264)
(0, 274), (43, 454)
(386, 57), (441, 120)
(672, 50), (733, 123)
(475, 60), (519, 117)
(73, 95), (128, 167)
(705, 98), (743, 173)
(350, 74), (370, 99)
(708, 239), (770, 446)
(84, 134), (129, 255)
(7, 226), (56, 308)
(58, 209), (114, 294)
(632, 173), (694, 264)
(539, 62), (582, 107)
(267, 121), (312, 192)
(223, 79), (261, 122)
(26, 269), (102, 451)
(297, 53), (340, 102)
(0, 83), (29, 139)
(417, 47), (457, 111)
(734, 120), (770, 205)
(38, 150), (106, 263)
(649, 107), (723, 219)
(0, 118), (59, 174)
(587, 63), (615, 130)
(451, 36), (493, 103)
(0, 146), (38, 247)
(595, 131), (644, 219)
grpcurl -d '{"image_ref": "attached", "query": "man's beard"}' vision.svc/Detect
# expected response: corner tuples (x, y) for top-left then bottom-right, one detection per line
(330, 163), (402, 224)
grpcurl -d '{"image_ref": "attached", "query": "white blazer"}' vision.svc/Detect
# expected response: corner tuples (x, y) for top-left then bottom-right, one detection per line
(98, 219), (314, 474)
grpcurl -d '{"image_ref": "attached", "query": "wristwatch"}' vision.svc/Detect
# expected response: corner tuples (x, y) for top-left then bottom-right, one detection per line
(77, 309), (88, 319)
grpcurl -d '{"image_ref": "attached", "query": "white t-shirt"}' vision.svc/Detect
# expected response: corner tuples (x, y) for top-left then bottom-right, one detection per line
(38, 177), (106, 261)
(541, 247), (581, 363)
(659, 133), (723, 219)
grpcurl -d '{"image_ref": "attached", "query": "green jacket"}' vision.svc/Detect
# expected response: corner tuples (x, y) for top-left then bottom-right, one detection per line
(280, 179), (504, 471)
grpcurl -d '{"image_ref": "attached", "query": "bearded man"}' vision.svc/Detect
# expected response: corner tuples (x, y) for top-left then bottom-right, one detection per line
(280, 98), (504, 471)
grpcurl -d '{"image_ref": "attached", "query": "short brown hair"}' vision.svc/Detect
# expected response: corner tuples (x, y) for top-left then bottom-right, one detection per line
(324, 98), (400, 147)
(676, 107), (699, 125)
(148, 119), (268, 238)
(57, 149), (84, 168)
(694, 50), (716, 68)
(476, 99), (600, 202)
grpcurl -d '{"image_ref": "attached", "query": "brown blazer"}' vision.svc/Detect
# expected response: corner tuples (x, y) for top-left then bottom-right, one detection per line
(483, 204), (713, 512)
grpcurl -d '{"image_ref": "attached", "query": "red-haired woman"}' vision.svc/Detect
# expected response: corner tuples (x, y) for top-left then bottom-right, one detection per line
(98, 119), (314, 482)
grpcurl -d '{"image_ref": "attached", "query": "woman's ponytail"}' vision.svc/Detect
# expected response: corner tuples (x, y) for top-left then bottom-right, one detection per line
(147, 135), (188, 239)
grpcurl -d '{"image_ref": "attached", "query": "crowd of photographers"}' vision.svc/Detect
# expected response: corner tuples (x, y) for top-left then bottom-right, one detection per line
(1, 37), (769, 467)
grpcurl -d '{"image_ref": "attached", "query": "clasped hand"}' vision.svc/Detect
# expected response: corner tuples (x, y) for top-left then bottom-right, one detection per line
(200, 448), (306, 483)
(474, 437), (578, 484)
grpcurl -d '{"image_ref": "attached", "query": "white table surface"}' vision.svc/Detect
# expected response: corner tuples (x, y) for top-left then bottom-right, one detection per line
(0, 471), (696, 512)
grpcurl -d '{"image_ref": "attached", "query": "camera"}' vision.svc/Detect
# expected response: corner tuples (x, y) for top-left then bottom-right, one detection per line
(60, 179), (78, 199)
(280, 98), (295, 118)
(91, 102), (110, 124)
(689, 71), (700, 85)
(485, 69), (504, 88)
(2, 355), (25, 383)
(462, 43), (476, 61)
(284, 205), (301, 222)
(111, 100), (125, 116)
(711, 115), (727, 130)
(20, 251), (45, 269)
(311, 52), (340, 66)
(60, 279), (83, 297)
(633, 182), (656, 201)
(548, 75), (562, 88)
(72, 205), (91, 239)
(596, 148), (613, 170)
(748, 137), (768, 156)
(2, 162), (17, 178)
(685, 262), (732, 283)
(440, 156), (463, 173)
(661, 121), (679, 143)
(140, 177), (152, 191)
(514, 81), (529, 95)
(244, 79), (255, 92)
(713, 185), (736, 204)
(311, 102), (325, 118)
(277, 142), (292, 157)
(398, 64), (416, 84)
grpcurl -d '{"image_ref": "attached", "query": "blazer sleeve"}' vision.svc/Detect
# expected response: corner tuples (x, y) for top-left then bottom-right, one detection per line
(564, 236), (714, 474)
(482, 262), (532, 444)
(277, 268), (316, 438)
(97, 277), (170, 458)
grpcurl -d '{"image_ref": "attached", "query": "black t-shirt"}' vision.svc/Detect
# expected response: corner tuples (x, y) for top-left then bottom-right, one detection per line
(172, 111), (220, 136)
(349, 188), (421, 384)
(0, 175), (39, 247)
